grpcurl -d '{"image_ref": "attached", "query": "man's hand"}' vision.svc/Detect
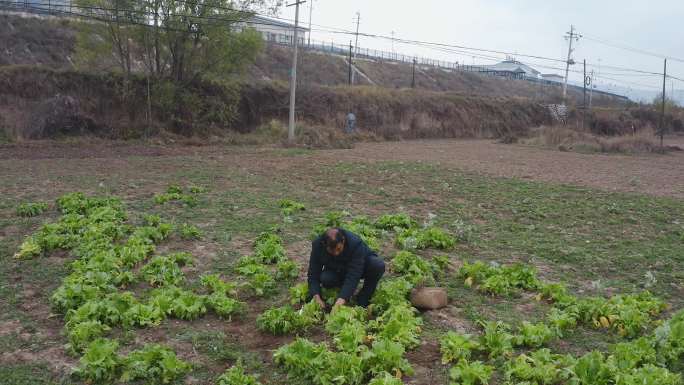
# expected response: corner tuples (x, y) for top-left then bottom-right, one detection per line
(333, 298), (347, 308)
(313, 294), (326, 309)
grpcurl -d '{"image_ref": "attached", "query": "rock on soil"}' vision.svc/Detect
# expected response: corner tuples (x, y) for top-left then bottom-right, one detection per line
(410, 287), (448, 310)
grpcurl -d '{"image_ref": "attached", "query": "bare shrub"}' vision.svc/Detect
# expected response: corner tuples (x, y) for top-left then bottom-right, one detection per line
(598, 130), (666, 154)
(523, 126), (670, 154)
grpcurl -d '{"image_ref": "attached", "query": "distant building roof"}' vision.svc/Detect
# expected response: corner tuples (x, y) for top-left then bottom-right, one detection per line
(542, 73), (564, 79)
(483, 60), (541, 77)
(248, 15), (309, 32)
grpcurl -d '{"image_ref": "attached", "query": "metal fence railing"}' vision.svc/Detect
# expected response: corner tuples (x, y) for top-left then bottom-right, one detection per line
(1, 0), (73, 14)
(287, 38), (465, 71)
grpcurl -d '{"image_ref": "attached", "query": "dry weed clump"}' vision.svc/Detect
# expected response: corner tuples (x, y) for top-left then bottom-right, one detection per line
(523, 126), (673, 154)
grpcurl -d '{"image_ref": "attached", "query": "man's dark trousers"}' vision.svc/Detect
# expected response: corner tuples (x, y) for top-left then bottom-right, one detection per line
(320, 254), (385, 307)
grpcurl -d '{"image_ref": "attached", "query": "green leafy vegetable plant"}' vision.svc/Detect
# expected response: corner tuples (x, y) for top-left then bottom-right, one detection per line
(73, 338), (121, 383)
(363, 339), (414, 377)
(572, 351), (613, 385)
(513, 321), (555, 348)
(371, 277), (414, 313)
(368, 371), (403, 385)
(120, 344), (192, 384)
(248, 272), (276, 297)
(257, 302), (323, 335)
(168, 290), (207, 320)
(140, 255), (188, 287)
(200, 274), (237, 296)
(66, 321), (112, 355)
(504, 349), (575, 385)
(16, 201), (49, 217)
(253, 232), (286, 264)
(289, 282), (309, 305)
(205, 292), (245, 319)
(179, 223), (202, 240)
(440, 332), (480, 364)
(374, 213), (416, 231)
(391, 250), (435, 285)
(216, 365), (262, 385)
(279, 199), (306, 217)
(369, 304), (422, 349)
(13, 236), (42, 259)
(614, 364), (682, 385)
(449, 359), (493, 385)
(275, 259), (299, 281)
(478, 321), (514, 359)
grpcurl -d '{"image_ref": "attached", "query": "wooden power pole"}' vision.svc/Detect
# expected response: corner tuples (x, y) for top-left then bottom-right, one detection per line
(562, 25), (580, 102)
(348, 41), (353, 85)
(660, 58), (667, 148)
(287, 0), (306, 143)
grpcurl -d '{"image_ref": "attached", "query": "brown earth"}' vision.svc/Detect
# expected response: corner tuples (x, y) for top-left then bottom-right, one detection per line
(2, 138), (682, 198)
(1, 138), (682, 384)
(318, 138), (684, 199)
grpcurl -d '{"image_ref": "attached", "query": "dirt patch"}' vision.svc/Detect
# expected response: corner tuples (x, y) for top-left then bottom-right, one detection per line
(286, 239), (311, 280)
(0, 345), (77, 374)
(315, 139), (684, 199)
(405, 340), (444, 385)
(0, 320), (22, 336)
(423, 306), (477, 334)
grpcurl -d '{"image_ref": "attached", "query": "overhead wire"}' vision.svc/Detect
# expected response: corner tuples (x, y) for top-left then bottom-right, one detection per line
(582, 34), (684, 64)
(4, 0), (682, 88)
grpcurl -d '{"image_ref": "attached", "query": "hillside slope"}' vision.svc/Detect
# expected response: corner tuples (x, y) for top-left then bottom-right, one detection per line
(0, 13), (626, 107)
(0, 14), (75, 68)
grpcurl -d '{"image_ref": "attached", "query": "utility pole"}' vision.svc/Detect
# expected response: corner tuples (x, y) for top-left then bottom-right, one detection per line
(391, 31), (395, 59)
(582, 59), (587, 130)
(354, 12), (361, 56)
(351, 12), (360, 84)
(411, 58), (416, 88)
(588, 70), (594, 109)
(287, 0), (306, 143)
(660, 58), (667, 148)
(348, 41), (353, 86)
(562, 25), (580, 102)
(307, 0), (314, 47)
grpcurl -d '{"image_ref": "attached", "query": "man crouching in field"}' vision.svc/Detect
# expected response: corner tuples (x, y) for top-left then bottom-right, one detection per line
(307, 228), (385, 308)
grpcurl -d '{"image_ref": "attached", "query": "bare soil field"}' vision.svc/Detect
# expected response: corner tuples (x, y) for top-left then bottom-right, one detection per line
(1, 138), (683, 385)
(3, 138), (683, 198)
(321, 138), (684, 199)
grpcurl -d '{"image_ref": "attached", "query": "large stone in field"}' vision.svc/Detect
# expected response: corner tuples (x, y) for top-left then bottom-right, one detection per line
(410, 287), (448, 310)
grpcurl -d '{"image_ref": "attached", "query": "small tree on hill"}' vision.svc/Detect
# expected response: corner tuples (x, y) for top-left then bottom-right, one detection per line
(74, 0), (281, 135)
(75, 0), (280, 82)
(652, 92), (680, 111)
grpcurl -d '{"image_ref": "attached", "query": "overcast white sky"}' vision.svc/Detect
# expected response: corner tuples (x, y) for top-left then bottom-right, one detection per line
(279, 0), (684, 99)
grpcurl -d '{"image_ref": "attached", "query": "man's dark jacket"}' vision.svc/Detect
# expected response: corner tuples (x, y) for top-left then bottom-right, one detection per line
(307, 229), (375, 301)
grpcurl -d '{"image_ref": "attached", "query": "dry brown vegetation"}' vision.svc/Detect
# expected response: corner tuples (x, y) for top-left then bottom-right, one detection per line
(0, 66), (552, 140)
(520, 125), (681, 154)
(0, 13), (677, 145)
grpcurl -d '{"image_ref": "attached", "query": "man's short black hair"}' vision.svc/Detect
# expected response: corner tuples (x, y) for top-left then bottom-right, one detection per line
(323, 228), (346, 249)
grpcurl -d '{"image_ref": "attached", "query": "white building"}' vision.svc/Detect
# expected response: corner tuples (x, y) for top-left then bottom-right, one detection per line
(239, 15), (309, 46)
(480, 60), (541, 80)
(542, 74), (565, 83)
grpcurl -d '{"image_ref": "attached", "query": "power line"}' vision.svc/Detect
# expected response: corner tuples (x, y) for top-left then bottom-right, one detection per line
(583, 34), (684, 64)
(0, 0), (300, 30)
(328, 30), (568, 64)
(12, 0), (678, 79)
(6, 1), (683, 89)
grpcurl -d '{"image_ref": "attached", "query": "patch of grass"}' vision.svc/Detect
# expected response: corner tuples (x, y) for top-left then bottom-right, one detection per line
(0, 363), (63, 385)
(177, 330), (241, 362)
